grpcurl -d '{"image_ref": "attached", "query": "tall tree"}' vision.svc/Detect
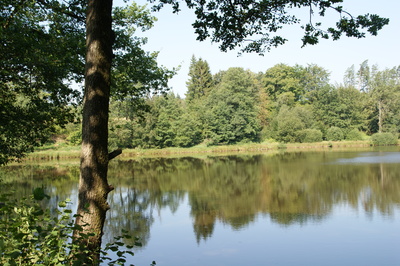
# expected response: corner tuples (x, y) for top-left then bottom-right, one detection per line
(205, 68), (261, 144)
(0, 1), (173, 165)
(152, 93), (183, 148)
(311, 85), (365, 132)
(0, 0), (85, 165)
(301, 64), (331, 103)
(343, 64), (356, 88)
(263, 64), (304, 102)
(357, 60), (371, 92)
(74, 0), (113, 261)
(130, 93), (184, 148)
(77, 1), (175, 261)
(186, 55), (213, 102)
(336, 86), (366, 130)
(369, 67), (400, 133)
(2, 0), (173, 262)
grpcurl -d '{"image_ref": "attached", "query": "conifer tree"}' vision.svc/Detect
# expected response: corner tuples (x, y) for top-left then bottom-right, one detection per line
(186, 55), (213, 102)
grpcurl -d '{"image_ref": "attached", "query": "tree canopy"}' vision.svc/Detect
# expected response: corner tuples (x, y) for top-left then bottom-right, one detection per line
(0, 0), (173, 165)
(1, 0), (84, 164)
(152, 0), (389, 54)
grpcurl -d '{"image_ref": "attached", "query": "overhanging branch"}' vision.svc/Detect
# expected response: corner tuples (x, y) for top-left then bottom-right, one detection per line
(36, 0), (85, 22)
(108, 149), (122, 160)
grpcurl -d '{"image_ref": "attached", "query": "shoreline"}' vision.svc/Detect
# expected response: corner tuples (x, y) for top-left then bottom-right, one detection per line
(25, 140), (397, 161)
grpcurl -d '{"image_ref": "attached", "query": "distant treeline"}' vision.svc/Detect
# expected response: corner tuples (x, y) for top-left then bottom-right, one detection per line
(63, 58), (400, 149)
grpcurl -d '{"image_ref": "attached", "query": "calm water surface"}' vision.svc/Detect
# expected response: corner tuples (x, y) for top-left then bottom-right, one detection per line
(1, 147), (400, 265)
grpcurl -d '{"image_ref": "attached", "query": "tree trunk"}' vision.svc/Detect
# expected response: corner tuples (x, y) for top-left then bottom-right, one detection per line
(74, 0), (113, 263)
(378, 100), (383, 133)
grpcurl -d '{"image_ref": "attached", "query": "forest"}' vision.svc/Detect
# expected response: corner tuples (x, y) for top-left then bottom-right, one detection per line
(63, 58), (400, 150)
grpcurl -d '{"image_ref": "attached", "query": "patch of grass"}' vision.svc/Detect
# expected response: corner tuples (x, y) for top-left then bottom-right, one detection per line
(28, 144), (81, 161)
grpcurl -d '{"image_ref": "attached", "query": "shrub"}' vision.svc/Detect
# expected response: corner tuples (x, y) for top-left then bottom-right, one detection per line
(275, 110), (304, 143)
(66, 130), (82, 145)
(346, 129), (363, 141)
(297, 129), (323, 143)
(371, 132), (398, 146)
(0, 187), (138, 265)
(326, 127), (344, 141)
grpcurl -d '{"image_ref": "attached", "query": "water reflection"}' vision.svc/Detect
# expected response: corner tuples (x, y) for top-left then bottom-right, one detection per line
(1, 149), (400, 247)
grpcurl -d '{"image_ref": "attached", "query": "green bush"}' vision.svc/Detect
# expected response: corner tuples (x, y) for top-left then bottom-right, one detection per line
(371, 132), (398, 146)
(297, 129), (323, 143)
(66, 130), (82, 145)
(0, 187), (138, 265)
(346, 129), (363, 141)
(276, 115), (304, 143)
(326, 127), (344, 141)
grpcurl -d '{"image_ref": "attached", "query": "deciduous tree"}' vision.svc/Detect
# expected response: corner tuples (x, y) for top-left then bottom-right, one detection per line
(263, 64), (304, 102)
(369, 67), (400, 133)
(205, 68), (261, 144)
(0, 0), (84, 165)
(153, 0), (389, 54)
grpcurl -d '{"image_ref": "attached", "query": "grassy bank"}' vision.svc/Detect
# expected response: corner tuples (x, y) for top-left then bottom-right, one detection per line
(30, 143), (81, 160)
(26, 140), (387, 161)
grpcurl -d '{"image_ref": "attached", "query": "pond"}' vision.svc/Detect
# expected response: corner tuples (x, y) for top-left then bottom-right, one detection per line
(1, 147), (400, 265)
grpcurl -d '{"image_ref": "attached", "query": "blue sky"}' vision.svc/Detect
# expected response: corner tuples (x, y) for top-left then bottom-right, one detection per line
(119, 0), (400, 97)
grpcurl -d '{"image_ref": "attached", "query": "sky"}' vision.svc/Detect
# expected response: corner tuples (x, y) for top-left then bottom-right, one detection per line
(117, 0), (400, 97)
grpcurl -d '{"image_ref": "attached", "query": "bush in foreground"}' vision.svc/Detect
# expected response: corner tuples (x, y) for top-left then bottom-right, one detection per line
(346, 128), (363, 141)
(0, 186), (141, 265)
(370, 132), (398, 146)
(326, 127), (344, 141)
(297, 129), (323, 143)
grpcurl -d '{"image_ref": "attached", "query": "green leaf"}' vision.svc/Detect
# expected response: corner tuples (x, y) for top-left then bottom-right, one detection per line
(58, 201), (67, 208)
(33, 209), (44, 216)
(10, 250), (21, 258)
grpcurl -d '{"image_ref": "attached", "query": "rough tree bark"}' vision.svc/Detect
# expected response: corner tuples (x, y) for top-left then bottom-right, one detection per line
(74, 0), (114, 262)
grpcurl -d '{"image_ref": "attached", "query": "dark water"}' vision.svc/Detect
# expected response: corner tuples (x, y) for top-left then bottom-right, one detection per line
(1, 147), (400, 265)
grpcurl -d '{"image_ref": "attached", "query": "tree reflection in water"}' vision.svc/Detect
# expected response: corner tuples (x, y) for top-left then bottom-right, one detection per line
(1, 149), (400, 246)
